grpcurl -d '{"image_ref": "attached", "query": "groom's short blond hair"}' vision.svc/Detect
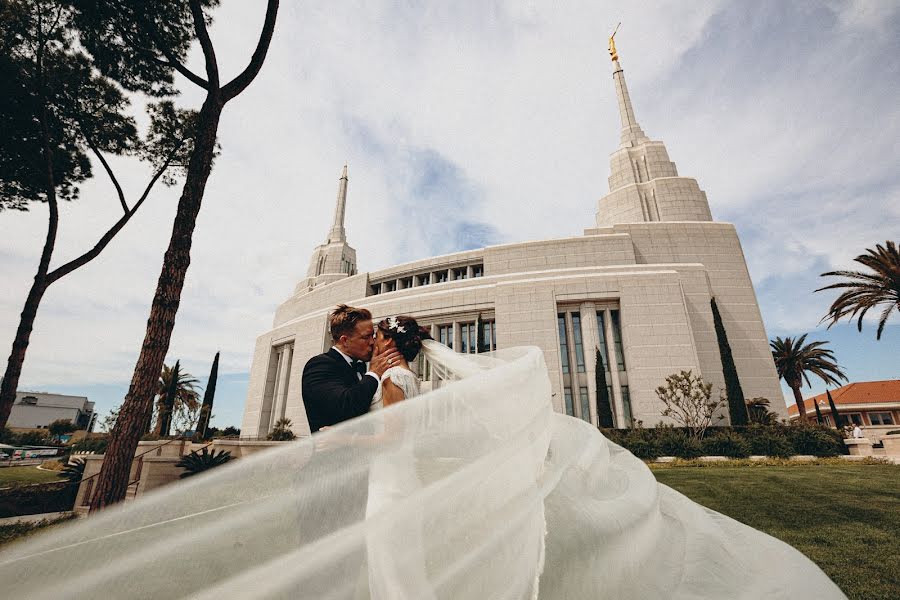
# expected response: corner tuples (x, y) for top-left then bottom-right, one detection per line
(329, 304), (372, 342)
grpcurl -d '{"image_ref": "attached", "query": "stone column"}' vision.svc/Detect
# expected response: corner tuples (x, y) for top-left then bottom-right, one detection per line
(579, 302), (600, 426)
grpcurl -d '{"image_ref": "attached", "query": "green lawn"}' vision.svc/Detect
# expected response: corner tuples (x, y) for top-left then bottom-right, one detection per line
(653, 463), (900, 600)
(0, 466), (61, 486)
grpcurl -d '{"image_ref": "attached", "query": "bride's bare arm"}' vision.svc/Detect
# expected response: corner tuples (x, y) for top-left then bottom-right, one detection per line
(382, 378), (406, 407)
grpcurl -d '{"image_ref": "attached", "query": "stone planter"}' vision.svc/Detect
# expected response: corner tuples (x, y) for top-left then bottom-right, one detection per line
(843, 438), (874, 456)
(881, 434), (900, 458)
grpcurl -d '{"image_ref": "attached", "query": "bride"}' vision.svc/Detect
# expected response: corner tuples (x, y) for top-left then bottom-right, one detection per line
(0, 319), (845, 599)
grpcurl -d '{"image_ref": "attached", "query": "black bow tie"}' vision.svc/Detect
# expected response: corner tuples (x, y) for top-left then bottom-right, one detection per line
(353, 360), (367, 376)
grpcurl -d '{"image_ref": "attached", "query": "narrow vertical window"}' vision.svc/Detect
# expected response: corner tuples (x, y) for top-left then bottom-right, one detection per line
(611, 310), (626, 370)
(557, 314), (569, 374)
(564, 387), (574, 416)
(579, 386), (590, 423)
(572, 313), (586, 373)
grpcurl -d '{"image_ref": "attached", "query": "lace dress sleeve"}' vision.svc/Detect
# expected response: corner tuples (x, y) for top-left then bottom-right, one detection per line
(382, 366), (421, 400)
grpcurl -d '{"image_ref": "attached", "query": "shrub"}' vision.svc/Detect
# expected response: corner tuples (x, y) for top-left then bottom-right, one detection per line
(744, 428), (793, 458)
(657, 429), (703, 459)
(70, 437), (109, 454)
(786, 425), (844, 457)
(700, 431), (751, 458)
(0, 481), (78, 518)
(620, 432), (659, 459)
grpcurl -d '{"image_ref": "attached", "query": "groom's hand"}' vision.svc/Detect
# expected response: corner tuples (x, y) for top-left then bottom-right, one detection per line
(370, 348), (402, 378)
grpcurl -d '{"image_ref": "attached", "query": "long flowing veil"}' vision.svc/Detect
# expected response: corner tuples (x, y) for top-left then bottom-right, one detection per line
(0, 345), (844, 599)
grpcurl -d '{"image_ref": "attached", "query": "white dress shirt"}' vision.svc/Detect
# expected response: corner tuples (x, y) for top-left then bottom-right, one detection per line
(331, 346), (378, 383)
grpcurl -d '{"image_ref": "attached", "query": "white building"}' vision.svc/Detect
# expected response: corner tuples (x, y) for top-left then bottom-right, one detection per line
(242, 53), (784, 438)
(8, 391), (96, 431)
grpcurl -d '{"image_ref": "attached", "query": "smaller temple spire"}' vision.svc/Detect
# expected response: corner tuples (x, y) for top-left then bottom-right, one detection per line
(326, 164), (349, 243)
(608, 27), (648, 148)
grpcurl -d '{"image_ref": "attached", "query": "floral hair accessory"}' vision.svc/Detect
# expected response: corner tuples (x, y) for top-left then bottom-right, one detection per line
(387, 316), (406, 334)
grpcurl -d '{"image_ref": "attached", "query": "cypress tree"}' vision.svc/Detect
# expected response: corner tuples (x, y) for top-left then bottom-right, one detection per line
(711, 298), (748, 426)
(812, 396), (824, 424)
(595, 348), (614, 428)
(826, 389), (843, 428)
(196, 352), (219, 439)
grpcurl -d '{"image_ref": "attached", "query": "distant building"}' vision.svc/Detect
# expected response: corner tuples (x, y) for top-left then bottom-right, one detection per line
(790, 380), (900, 440)
(8, 391), (96, 432)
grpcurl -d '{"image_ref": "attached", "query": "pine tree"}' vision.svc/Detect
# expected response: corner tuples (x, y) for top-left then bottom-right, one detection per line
(196, 352), (219, 439)
(711, 298), (748, 426)
(595, 349), (614, 428)
(826, 389), (843, 428)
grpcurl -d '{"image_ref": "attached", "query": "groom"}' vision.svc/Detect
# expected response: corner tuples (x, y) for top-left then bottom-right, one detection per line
(302, 304), (401, 433)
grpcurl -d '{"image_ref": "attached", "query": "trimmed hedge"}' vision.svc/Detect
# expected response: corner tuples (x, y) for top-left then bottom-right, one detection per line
(601, 424), (846, 460)
(700, 431), (751, 458)
(0, 481), (78, 518)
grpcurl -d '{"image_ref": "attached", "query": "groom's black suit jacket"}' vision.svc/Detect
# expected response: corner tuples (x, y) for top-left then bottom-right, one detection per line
(302, 348), (378, 433)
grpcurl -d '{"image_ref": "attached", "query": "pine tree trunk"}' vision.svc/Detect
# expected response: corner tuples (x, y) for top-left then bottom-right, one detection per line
(196, 352), (219, 439)
(791, 385), (807, 422)
(0, 100), (58, 429)
(89, 97), (223, 512)
(0, 279), (50, 427)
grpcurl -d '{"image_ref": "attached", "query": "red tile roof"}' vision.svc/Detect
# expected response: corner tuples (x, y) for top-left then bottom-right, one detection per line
(788, 380), (900, 415)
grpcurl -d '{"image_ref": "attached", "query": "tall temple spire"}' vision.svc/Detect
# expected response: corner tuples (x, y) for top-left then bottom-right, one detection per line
(299, 164), (359, 293)
(592, 28), (713, 227)
(326, 164), (349, 243)
(608, 26), (648, 148)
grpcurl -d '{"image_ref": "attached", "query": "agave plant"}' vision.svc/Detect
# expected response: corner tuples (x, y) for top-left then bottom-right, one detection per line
(817, 240), (900, 339)
(58, 458), (86, 483)
(175, 448), (233, 479)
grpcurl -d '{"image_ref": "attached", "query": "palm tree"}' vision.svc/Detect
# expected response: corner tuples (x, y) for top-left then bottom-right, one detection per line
(267, 418), (296, 441)
(745, 398), (779, 425)
(58, 458), (86, 483)
(770, 335), (848, 422)
(817, 240), (900, 339)
(154, 361), (201, 436)
(175, 448), (233, 479)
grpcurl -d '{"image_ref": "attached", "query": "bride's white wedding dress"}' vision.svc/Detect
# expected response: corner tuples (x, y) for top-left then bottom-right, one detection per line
(365, 365), (433, 599)
(0, 344), (845, 599)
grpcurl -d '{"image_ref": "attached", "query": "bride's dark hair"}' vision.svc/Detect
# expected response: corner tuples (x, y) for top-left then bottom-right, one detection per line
(376, 315), (433, 362)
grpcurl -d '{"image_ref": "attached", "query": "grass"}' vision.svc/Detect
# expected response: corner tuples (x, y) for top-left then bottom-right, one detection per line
(654, 463), (900, 600)
(0, 515), (77, 548)
(0, 465), (62, 486)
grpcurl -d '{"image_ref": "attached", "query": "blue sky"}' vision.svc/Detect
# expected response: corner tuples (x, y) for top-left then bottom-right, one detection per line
(2, 1), (898, 428)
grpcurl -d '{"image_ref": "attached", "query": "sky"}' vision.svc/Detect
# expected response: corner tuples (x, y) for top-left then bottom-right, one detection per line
(2, 1), (899, 429)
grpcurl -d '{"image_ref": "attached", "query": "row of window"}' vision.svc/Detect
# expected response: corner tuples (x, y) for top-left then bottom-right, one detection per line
(558, 310), (625, 376)
(370, 264), (484, 295)
(557, 307), (629, 426)
(435, 320), (497, 354)
(820, 411), (895, 427)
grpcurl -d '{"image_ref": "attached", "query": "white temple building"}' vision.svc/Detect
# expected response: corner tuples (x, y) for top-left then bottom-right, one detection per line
(241, 51), (785, 438)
